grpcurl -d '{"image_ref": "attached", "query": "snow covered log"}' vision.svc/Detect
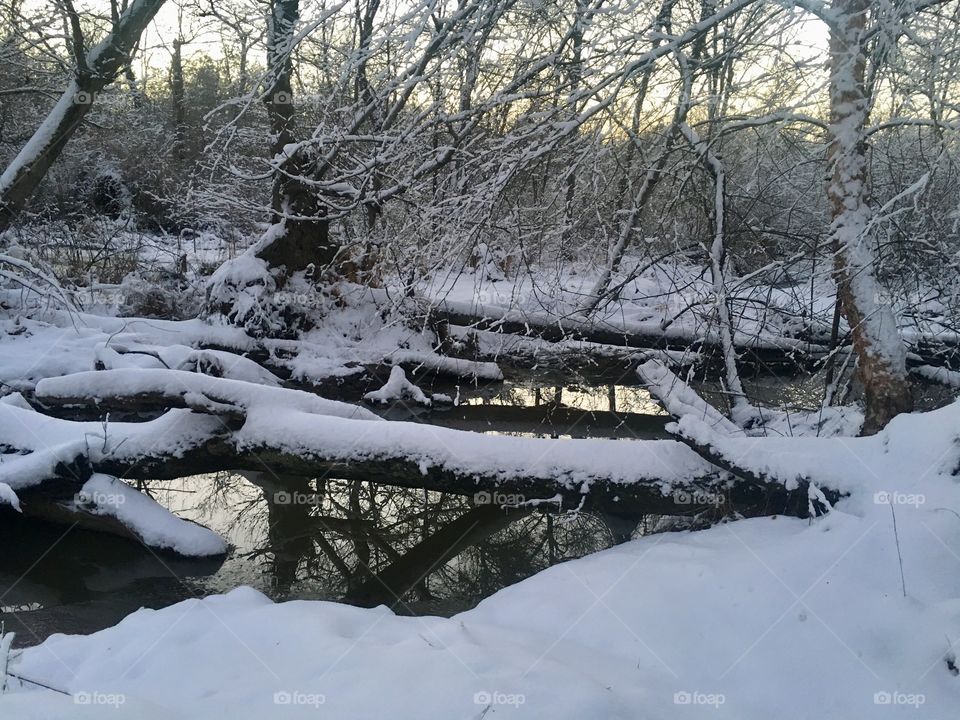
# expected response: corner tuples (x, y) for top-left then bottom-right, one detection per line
(427, 403), (671, 439)
(425, 298), (831, 372)
(10, 475), (227, 557)
(637, 359), (742, 435)
(637, 359), (838, 515)
(33, 368), (380, 422)
(3, 377), (822, 517)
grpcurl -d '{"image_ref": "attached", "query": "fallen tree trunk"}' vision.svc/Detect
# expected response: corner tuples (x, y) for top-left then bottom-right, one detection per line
(426, 298), (831, 372)
(0, 369), (831, 518)
(637, 359), (833, 515)
(422, 404), (672, 440)
(25, 430), (803, 517)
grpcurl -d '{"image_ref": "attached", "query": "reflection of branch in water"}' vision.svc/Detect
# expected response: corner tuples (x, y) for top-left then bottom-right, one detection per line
(202, 477), (639, 611)
(345, 505), (529, 608)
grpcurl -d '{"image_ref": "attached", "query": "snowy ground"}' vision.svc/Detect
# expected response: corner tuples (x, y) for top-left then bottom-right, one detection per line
(3, 401), (960, 718)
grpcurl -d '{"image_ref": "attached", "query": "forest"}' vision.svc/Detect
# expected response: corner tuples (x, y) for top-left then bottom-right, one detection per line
(1, 0), (960, 718)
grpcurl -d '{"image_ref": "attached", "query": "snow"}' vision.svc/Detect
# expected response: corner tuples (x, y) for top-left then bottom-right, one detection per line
(0, 401), (225, 490)
(912, 364), (960, 388)
(0, 82), (83, 194)
(4, 400), (960, 718)
(76, 474), (227, 557)
(35, 367), (379, 422)
(363, 365), (432, 406)
(0, 481), (20, 511)
(94, 344), (284, 387)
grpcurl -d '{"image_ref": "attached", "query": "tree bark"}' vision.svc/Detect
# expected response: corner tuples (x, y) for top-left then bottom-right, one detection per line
(826, 0), (912, 435)
(255, 0), (333, 275)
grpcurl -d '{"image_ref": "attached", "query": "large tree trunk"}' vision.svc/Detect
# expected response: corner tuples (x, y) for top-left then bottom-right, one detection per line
(254, 0), (333, 275)
(826, 0), (912, 435)
(0, 0), (166, 232)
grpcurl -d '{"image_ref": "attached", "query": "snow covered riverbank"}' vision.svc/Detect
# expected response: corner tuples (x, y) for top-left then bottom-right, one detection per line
(4, 403), (960, 719)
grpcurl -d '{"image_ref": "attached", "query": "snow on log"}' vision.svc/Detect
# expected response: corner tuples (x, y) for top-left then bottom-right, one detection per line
(637, 358), (841, 510)
(637, 359), (742, 434)
(363, 366), (432, 406)
(448, 325), (702, 374)
(0, 400), (226, 490)
(426, 297), (827, 370)
(388, 350), (504, 381)
(34, 368), (380, 421)
(910, 364), (960, 388)
(0, 482), (20, 511)
(94, 342), (285, 387)
(12, 475), (227, 556)
(75, 474), (226, 556)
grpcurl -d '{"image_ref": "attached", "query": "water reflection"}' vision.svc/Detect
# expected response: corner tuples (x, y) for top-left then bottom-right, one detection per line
(0, 510), (224, 645)
(380, 381), (670, 439)
(163, 475), (625, 611)
(0, 471), (640, 647)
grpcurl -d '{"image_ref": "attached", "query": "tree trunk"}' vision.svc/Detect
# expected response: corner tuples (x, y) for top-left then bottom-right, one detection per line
(0, 0), (166, 232)
(255, 0), (332, 275)
(170, 37), (186, 161)
(826, 0), (912, 435)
